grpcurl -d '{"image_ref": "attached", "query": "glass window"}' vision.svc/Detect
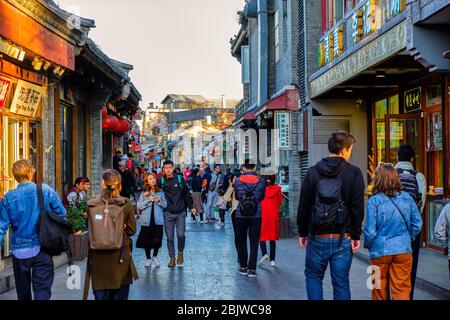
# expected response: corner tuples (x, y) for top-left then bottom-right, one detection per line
(275, 10), (280, 63)
(375, 99), (387, 119)
(388, 95), (399, 114)
(426, 111), (443, 151)
(334, 0), (345, 23)
(376, 122), (386, 164)
(427, 83), (442, 107)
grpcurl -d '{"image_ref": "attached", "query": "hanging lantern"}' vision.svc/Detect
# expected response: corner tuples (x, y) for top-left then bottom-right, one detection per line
(117, 118), (131, 133)
(102, 115), (119, 132)
(102, 106), (108, 118)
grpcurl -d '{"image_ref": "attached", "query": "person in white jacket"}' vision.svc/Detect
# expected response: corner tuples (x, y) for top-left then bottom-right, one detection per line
(434, 205), (450, 279)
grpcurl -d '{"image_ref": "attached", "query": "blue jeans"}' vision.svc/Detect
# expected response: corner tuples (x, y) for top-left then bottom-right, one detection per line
(164, 212), (186, 257)
(94, 284), (130, 300)
(12, 250), (54, 300)
(305, 237), (353, 300)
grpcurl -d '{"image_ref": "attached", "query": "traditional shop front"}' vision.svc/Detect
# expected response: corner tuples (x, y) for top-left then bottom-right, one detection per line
(0, 60), (46, 258)
(308, 0), (450, 250)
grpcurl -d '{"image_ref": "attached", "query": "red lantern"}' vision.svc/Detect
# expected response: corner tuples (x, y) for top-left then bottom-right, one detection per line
(102, 106), (108, 118)
(117, 118), (131, 133)
(102, 115), (119, 132)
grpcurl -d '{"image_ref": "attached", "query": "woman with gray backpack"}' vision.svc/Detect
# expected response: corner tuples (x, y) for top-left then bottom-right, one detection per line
(83, 169), (138, 300)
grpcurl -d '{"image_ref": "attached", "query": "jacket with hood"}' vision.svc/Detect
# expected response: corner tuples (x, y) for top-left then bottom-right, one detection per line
(234, 172), (266, 219)
(260, 184), (283, 241)
(297, 157), (365, 240)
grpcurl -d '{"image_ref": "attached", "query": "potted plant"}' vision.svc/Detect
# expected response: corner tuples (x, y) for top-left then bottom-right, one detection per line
(67, 198), (89, 261)
(279, 194), (290, 239)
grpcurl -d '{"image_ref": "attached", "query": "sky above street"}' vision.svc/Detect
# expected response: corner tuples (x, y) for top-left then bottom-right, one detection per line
(56, 0), (244, 108)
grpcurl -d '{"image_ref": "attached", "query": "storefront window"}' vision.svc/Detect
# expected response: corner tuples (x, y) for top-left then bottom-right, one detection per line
(388, 95), (399, 114)
(376, 122), (385, 164)
(375, 99), (387, 119)
(427, 83), (442, 107)
(428, 200), (447, 247)
(426, 111), (443, 151)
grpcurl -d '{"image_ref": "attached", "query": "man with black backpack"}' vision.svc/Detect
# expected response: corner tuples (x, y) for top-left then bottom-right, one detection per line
(234, 162), (266, 278)
(297, 132), (365, 300)
(0, 160), (67, 300)
(395, 144), (426, 300)
(158, 160), (196, 268)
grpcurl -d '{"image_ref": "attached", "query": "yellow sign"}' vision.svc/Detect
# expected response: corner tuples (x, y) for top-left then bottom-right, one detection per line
(318, 23), (343, 67)
(9, 80), (42, 118)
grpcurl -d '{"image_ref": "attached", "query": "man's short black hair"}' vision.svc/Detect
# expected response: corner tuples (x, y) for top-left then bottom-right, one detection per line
(127, 153), (133, 158)
(398, 144), (415, 162)
(163, 159), (174, 167)
(328, 131), (356, 155)
(214, 164), (221, 170)
(116, 150), (122, 155)
(74, 177), (84, 186)
(243, 163), (256, 170)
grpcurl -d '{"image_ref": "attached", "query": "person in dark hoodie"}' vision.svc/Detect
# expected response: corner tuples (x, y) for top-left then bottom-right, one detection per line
(158, 160), (196, 268)
(234, 162), (266, 278)
(297, 131), (365, 300)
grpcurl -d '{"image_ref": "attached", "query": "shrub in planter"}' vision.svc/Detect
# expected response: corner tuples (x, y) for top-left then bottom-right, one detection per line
(67, 198), (89, 261)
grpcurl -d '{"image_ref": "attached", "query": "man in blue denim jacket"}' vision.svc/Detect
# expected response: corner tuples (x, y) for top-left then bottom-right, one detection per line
(0, 160), (66, 300)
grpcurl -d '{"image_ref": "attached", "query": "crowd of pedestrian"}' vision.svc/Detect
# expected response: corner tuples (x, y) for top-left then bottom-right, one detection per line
(1, 131), (450, 301)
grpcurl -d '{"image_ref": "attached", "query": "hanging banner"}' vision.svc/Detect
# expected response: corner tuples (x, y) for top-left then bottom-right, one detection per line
(275, 111), (292, 150)
(0, 75), (12, 110)
(9, 80), (42, 117)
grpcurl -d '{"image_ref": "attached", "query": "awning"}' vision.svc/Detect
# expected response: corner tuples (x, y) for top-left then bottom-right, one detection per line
(233, 111), (256, 126)
(256, 87), (300, 116)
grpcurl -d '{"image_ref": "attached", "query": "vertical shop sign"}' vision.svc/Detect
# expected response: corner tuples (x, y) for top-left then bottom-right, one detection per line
(0, 75), (12, 111)
(275, 111), (291, 150)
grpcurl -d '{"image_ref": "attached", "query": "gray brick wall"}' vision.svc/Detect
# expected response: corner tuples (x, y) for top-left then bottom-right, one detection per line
(89, 89), (111, 197)
(42, 84), (56, 189)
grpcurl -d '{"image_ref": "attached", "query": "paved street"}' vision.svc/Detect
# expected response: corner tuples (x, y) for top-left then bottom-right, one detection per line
(0, 218), (439, 300)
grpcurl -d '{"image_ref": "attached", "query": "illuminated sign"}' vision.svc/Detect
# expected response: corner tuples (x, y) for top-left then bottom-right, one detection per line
(391, 0), (406, 16)
(318, 23), (343, 67)
(0, 75), (12, 110)
(319, 0), (406, 67)
(404, 87), (421, 113)
(9, 80), (42, 118)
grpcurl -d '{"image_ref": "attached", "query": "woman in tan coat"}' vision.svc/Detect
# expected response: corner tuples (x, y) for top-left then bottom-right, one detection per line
(83, 169), (138, 300)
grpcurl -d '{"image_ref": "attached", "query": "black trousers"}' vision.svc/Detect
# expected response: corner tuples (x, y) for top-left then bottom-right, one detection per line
(231, 211), (239, 257)
(236, 217), (262, 271)
(410, 232), (421, 300)
(94, 284), (130, 300)
(260, 241), (276, 261)
(12, 250), (54, 300)
(219, 209), (226, 223)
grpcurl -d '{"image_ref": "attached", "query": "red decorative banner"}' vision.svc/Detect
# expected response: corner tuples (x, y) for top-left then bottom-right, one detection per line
(0, 75), (12, 111)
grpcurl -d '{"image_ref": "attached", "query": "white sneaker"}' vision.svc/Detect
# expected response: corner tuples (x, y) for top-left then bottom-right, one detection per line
(258, 254), (270, 267)
(144, 259), (152, 268)
(152, 256), (160, 267)
(270, 260), (276, 267)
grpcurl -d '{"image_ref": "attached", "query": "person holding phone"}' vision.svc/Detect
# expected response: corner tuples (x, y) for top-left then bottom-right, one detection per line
(137, 173), (167, 268)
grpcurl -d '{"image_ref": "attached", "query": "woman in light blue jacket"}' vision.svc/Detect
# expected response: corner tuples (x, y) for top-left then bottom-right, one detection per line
(136, 173), (167, 268)
(364, 163), (422, 300)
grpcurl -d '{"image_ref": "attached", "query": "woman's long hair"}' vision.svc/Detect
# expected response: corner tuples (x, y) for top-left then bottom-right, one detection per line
(144, 172), (161, 193)
(371, 163), (402, 197)
(101, 169), (122, 199)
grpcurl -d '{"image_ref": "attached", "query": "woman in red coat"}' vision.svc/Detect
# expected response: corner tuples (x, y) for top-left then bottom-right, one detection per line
(258, 176), (283, 268)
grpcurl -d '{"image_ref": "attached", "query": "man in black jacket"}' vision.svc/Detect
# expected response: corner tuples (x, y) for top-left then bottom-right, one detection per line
(118, 160), (134, 199)
(159, 160), (196, 267)
(297, 131), (365, 300)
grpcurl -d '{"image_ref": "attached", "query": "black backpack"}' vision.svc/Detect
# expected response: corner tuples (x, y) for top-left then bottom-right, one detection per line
(311, 168), (348, 226)
(396, 168), (422, 209)
(37, 184), (72, 257)
(239, 181), (259, 217)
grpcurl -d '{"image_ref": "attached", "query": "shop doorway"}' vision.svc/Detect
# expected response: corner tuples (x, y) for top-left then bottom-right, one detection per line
(385, 114), (422, 170)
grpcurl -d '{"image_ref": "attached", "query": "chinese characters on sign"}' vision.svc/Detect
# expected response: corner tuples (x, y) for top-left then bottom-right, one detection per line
(318, 23), (343, 67)
(404, 87), (421, 113)
(9, 80), (42, 117)
(0, 76), (12, 110)
(275, 112), (291, 150)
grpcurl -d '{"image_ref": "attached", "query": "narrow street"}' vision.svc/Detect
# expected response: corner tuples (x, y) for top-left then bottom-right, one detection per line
(0, 219), (438, 300)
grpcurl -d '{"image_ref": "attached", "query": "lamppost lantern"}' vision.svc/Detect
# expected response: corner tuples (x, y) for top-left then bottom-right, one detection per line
(443, 50), (450, 59)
